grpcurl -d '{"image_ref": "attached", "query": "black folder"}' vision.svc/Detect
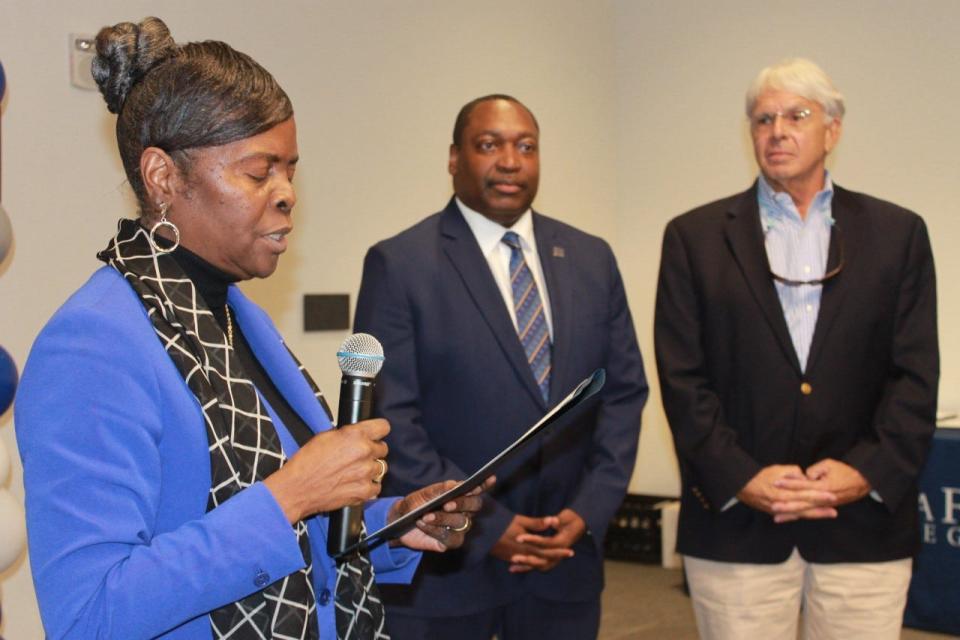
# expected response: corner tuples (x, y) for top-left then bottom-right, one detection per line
(336, 368), (607, 558)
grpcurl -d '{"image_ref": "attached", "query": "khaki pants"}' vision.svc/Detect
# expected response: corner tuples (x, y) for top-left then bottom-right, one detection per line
(684, 549), (912, 640)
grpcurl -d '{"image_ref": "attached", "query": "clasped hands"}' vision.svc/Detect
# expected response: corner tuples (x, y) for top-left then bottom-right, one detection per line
(736, 458), (872, 523)
(492, 508), (586, 573)
(263, 418), (488, 552)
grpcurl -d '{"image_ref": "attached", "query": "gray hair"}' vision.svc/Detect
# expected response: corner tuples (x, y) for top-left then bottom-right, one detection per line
(745, 58), (845, 122)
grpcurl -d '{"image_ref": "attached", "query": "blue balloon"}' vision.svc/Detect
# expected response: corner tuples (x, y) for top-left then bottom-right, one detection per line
(0, 346), (16, 415)
(0, 59), (5, 102)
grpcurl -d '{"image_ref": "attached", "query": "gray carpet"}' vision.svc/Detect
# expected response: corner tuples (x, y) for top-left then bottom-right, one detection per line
(598, 561), (958, 639)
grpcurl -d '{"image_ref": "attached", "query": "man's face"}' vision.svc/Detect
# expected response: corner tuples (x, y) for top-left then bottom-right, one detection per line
(750, 89), (841, 194)
(449, 99), (540, 227)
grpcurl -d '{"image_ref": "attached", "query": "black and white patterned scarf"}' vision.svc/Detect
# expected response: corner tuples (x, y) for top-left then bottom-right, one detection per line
(98, 219), (387, 639)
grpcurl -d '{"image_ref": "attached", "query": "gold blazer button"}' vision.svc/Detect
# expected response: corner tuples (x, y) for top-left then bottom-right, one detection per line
(800, 382), (813, 395)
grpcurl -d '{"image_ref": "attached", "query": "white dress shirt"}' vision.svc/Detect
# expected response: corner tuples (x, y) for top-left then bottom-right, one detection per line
(456, 198), (554, 339)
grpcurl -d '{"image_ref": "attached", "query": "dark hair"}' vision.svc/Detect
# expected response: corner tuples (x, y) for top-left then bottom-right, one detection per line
(92, 17), (293, 213)
(452, 94), (539, 147)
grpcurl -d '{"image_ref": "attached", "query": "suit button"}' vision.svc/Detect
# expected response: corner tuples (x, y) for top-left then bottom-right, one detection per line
(254, 570), (271, 588)
(800, 382), (812, 395)
(319, 589), (331, 606)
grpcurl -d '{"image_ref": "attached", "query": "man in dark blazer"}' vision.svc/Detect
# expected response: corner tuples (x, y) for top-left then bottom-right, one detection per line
(354, 94), (648, 639)
(655, 59), (938, 639)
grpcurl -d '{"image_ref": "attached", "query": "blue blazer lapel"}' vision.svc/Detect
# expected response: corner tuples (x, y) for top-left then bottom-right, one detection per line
(533, 214), (571, 405)
(439, 201), (547, 409)
(226, 287), (334, 433)
(723, 185), (803, 375)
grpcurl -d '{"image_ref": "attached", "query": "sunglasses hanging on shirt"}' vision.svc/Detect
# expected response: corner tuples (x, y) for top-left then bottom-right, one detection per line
(769, 223), (845, 287)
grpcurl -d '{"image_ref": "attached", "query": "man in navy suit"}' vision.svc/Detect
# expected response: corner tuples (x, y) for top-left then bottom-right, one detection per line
(655, 59), (938, 639)
(354, 94), (648, 639)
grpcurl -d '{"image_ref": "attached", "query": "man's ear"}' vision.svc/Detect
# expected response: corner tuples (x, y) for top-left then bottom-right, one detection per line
(824, 118), (842, 155)
(140, 147), (180, 212)
(448, 144), (459, 177)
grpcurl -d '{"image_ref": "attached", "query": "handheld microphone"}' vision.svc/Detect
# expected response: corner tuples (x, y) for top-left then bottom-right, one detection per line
(327, 333), (385, 558)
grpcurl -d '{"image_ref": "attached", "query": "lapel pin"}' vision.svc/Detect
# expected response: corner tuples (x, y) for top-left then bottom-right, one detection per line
(552, 246), (565, 258)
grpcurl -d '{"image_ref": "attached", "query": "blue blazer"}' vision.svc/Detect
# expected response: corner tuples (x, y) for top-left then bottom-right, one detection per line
(354, 200), (648, 617)
(16, 266), (419, 639)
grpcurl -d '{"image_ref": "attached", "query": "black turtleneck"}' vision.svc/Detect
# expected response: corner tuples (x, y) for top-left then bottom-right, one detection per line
(169, 243), (317, 449)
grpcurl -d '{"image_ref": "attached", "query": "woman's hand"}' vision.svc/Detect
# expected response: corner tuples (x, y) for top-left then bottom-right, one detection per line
(388, 477), (494, 552)
(263, 419), (390, 524)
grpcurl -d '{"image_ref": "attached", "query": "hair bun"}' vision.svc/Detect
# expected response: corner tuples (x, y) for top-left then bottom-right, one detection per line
(92, 17), (177, 114)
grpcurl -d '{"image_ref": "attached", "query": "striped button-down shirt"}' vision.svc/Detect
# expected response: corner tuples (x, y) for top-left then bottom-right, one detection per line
(758, 172), (835, 373)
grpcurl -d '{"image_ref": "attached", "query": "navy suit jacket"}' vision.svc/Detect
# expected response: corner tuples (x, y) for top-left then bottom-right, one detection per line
(655, 183), (938, 564)
(354, 199), (648, 616)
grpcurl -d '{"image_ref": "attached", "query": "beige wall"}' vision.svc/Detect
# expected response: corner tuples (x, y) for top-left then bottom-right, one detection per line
(0, 0), (957, 636)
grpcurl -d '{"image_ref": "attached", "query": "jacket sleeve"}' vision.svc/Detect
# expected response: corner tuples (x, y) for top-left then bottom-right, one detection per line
(566, 243), (648, 548)
(16, 300), (306, 639)
(654, 220), (762, 508)
(843, 216), (939, 512)
(353, 245), (514, 563)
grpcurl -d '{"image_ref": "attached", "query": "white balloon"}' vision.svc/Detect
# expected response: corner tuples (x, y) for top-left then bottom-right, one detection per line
(0, 436), (9, 484)
(0, 201), (11, 263)
(0, 489), (26, 571)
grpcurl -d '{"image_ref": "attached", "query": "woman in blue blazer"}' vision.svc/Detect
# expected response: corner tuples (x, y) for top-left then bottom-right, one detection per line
(15, 17), (482, 640)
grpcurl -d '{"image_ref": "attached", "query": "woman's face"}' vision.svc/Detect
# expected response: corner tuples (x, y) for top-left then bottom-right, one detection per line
(168, 117), (299, 280)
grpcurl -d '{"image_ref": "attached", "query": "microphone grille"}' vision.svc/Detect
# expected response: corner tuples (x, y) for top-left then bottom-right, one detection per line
(336, 333), (385, 378)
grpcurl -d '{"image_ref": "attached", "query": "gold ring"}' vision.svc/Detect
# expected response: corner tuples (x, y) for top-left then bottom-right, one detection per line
(449, 518), (471, 533)
(372, 458), (387, 484)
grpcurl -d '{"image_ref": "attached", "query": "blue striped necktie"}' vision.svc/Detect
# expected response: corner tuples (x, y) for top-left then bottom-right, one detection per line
(502, 231), (551, 403)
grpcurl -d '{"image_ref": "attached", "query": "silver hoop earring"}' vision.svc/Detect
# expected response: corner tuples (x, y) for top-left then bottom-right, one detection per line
(149, 202), (180, 254)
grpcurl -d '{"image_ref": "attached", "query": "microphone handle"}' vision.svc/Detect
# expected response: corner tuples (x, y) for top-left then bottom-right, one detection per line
(327, 375), (375, 558)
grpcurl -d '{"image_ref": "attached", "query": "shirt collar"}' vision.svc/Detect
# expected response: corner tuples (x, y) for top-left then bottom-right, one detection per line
(758, 171), (835, 230)
(455, 197), (535, 257)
